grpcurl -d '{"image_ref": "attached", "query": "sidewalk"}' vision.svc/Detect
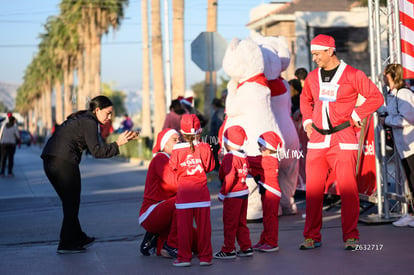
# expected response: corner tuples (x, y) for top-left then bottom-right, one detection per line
(0, 146), (412, 275)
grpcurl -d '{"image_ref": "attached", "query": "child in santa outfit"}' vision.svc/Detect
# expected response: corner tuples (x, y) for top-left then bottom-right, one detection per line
(248, 131), (283, 252)
(214, 125), (253, 259)
(138, 128), (180, 257)
(169, 114), (216, 267)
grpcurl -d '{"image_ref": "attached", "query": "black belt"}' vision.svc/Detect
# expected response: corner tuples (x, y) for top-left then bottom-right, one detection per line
(312, 121), (351, 135)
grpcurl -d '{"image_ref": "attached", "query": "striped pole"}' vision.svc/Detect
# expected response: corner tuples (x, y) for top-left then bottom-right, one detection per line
(399, 0), (414, 78)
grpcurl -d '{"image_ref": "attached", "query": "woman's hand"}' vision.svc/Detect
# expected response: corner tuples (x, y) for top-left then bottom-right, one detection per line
(116, 131), (140, 146)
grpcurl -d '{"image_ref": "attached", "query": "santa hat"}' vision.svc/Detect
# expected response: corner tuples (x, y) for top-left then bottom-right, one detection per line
(179, 96), (193, 106)
(180, 114), (201, 135)
(257, 131), (283, 152)
(310, 34), (336, 52)
(152, 128), (178, 154)
(223, 125), (247, 150)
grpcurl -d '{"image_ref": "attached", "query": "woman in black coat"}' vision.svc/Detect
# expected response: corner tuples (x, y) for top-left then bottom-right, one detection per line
(41, 95), (138, 254)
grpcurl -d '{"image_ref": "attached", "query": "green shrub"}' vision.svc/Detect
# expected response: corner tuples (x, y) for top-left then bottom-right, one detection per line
(107, 134), (153, 160)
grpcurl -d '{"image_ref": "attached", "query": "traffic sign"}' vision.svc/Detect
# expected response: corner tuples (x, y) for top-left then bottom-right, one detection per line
(191, 32), (228, 72)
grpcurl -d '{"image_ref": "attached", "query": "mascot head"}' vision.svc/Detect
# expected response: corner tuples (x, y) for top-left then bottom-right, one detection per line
(222, 37), (264, 82)
(253, 35), (290, 80)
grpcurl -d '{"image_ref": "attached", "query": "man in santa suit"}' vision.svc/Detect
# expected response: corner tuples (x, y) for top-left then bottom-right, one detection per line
(299, 34), (384, 250)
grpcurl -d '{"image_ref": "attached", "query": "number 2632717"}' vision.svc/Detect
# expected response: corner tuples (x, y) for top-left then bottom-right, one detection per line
(354, 244), (383, 251)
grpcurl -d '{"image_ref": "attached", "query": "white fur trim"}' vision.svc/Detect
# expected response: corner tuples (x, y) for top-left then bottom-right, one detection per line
(258, 137), (277, 151)
(339, 143), (359, 150)
(351, 110), (361, 122)
(138, 201), (163, 224)
(160, 129), (178, 152)
(303, 119), (313, 130)
(258, 181), (282, 197)
(311, 45), (335, 51)
(307, 135), (331, 149)
(223, 136), (242, 150)
(180, 128), (202, 135)
(175, 201), (211, 209)
(219, 189), (249, 200)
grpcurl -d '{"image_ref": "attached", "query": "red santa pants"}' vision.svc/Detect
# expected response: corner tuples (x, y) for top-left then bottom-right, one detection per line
(221, 197), (251, 252)
(176, 207), (212, 263)
(140, 197), (177, 255)
(258, 190), (281, 247)
(304, 144), (360, 242)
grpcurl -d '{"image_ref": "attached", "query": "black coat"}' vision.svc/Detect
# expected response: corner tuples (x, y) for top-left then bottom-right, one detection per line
(41, 111), (119, 164)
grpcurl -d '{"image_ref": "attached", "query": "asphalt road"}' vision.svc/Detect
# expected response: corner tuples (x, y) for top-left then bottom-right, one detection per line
(0, 145), (412, 275)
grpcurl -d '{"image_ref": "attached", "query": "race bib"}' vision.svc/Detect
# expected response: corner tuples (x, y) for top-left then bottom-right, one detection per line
(319, 83), (339, 102)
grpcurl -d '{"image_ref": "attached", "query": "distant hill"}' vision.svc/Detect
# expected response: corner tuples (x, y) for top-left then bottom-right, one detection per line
(0, 82), (19, 110)
(0, 82), (143, 115)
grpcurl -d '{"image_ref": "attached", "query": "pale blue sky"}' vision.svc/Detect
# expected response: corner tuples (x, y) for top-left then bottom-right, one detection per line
(0, 0), (267, 93)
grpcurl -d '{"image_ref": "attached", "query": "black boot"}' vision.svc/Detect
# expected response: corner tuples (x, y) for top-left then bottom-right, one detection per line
(140, 231), (158, 256)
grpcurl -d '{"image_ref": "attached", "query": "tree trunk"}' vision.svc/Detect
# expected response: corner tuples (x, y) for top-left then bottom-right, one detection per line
(76, 48), (86, 111)
(151, 0), (166, 135)
(44, 83), (53, 133)
(172, 0), (185, 99)
(63, 57), (74, 117)
(91, 7), (101, 97)
(141, 0), (152, 138)
(82, 6), (93, 107)
(54, 79), (64, 124)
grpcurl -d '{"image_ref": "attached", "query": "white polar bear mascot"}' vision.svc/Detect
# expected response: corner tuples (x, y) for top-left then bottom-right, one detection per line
(254, 35), (300, 215)
(221, 37), (282, 220)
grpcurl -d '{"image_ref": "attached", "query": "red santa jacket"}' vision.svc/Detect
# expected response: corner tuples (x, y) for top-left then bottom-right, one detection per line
(248, 155), (281, 197)
(139, 152), (177, 223)
(218, 151), (249, 200)
(169, 141), (215, 209)
(300, 61), (384, 149)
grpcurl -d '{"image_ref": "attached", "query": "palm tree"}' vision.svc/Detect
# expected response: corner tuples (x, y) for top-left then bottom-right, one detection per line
(60, 0), (128, 111)
(46, 15), (75, 123)
(141, 0), (152, 138)
(151, 0), (167, 135)
(172, 0), (185, 100)
(16, 0), (129, 136)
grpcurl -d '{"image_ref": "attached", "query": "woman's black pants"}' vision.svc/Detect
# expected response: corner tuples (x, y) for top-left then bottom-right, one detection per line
(43, 157), (87, 246)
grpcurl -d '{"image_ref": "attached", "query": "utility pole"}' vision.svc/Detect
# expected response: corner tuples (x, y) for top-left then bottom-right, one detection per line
(204, 0), (218, 129)
(164, 0), (172, 112)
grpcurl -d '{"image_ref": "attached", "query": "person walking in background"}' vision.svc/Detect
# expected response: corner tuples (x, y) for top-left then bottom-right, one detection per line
(163, 99), (186, 132)
(139, 128), (180, 257)
(294, 67), (308, 88)
(0, 116), (20, 177)
(289, 78), (302, 115)
(179, 96), (208, 128)
(214, 125), (252, 259)
(380, 63), (414, 227)
(299, 34), (384, 250)
(289, 78), (308, 190)
(41, 95), (138, 254)
(169, 114), (215, 267)
(121, 113), (134, 131)
(248, 131), (283, 253)
(209, 98), (225, 171)
(100, 119), (113, 144)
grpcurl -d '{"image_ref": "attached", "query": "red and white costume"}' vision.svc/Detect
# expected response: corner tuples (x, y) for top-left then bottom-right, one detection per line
(248, 131), (282, 247)
(248, 154), (281, 247)
(300, 60), (384, 242)
(170, 138), (215, 263)
(218, 126), (251, 252)
(139, 151), (178, 255)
